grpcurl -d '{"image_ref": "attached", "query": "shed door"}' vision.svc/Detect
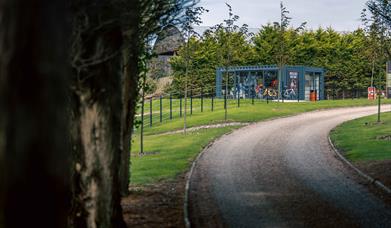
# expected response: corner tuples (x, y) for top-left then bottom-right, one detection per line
(305, 72), (320, 100)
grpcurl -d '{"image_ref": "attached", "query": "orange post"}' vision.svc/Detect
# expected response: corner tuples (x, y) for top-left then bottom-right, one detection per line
(310, 90), (317, 102)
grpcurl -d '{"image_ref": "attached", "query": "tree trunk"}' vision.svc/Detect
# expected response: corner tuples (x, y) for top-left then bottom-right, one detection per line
(119, 36), (140, 196)
(68, 3), (127, 227)
(70, 83), (125, 227)
(119, 49), (132, 196)
(119, 1), (141, 196)
(0, 0), (71, 227)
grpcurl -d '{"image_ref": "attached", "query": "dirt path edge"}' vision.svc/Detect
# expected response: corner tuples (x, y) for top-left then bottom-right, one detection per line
(183, 129), (238, 228)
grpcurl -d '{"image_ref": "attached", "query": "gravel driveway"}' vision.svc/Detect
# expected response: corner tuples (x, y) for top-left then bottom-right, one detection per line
(189, 105), (391, 228)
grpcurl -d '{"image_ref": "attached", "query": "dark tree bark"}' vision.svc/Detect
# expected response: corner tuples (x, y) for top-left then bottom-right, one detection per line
(68, 0), (192, 226)
(0, 0), (71, 227)
(119, 5), (141, 196)
(68, 1), (129, 227)
(119, 47), (137, 197)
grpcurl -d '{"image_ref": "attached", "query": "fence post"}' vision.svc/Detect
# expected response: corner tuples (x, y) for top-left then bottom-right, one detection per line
(224, 91), (227, 110)
(180, 96), (182, 117)
(141, 96), (144, 154)
(140, 94), (144, 154)
(201, 89), (204, 112)
(149, 98), (152, 127)
(237, 91), (240, 108)
(281, 81), (284, 103)
(190, 91), (193, 115)
(170, 94), (172, 120)
(297, 78), (300, 102)
(160, 95), (162, 123)
(252, 92), (254, 105)
(378, 91), (381, 122)
(211, 96), (214, 111)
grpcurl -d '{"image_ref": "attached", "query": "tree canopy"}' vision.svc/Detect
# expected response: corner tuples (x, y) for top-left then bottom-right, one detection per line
(167, 2), (389, 97)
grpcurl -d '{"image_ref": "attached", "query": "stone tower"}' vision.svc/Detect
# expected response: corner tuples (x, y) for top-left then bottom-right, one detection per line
(150, 25), (184, 78)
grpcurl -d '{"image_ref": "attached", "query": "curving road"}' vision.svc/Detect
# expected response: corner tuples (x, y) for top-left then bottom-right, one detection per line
(189, 105), (391, 228)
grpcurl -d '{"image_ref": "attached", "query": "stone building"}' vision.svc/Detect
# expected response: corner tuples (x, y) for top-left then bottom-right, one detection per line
(149, 25), (184, 79)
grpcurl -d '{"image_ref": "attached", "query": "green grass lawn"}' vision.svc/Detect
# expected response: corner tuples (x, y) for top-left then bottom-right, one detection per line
(138, 98), (256, 126)
(131, 98), (390, 185)
(138, 98), (390, 135)
(330, 112), (391, 161)
(131, 126), (239, 184)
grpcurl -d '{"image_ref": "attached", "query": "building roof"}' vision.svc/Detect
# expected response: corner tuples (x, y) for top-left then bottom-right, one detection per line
(153, 25), (184, 55)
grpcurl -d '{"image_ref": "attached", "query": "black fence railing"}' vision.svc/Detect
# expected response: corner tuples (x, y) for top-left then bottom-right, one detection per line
(136, 87), (380, 128)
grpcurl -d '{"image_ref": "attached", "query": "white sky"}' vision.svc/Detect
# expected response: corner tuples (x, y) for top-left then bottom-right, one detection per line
(197, 0), (369, 32)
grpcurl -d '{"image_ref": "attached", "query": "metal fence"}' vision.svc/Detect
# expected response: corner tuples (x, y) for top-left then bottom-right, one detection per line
(137, 83), (297, 128)
(136, 87), (380, 128)
(325, 89), (371, 100)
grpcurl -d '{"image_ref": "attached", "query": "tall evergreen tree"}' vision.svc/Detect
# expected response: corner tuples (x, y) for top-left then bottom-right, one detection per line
(168, 3), (385, 99)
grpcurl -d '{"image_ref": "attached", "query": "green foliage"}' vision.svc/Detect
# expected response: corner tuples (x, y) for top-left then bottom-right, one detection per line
(170, 4), (253, 95)
(366, 0), (391, 27)
(253, 26), (387, 94)
(363, 0), (391, 43)
(361, 0), (391, 89)
(167, 3), (389, 96)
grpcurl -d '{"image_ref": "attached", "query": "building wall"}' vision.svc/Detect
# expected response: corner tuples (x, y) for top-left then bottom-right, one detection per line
(215, 65), (325, 100)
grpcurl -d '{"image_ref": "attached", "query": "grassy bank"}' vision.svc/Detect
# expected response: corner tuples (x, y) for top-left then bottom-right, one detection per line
(330, 112), (391, 161)
(131, 126), (239, 185)
(131, 99), (390, 185)
(141, 98), (390, 135)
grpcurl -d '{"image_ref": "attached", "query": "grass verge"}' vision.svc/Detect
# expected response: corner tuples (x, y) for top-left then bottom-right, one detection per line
(330, 112), (391, 161)
(131, 126), (239, 185)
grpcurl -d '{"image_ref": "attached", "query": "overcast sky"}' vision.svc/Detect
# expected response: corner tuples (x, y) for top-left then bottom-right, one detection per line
(197, 0), (369, 32)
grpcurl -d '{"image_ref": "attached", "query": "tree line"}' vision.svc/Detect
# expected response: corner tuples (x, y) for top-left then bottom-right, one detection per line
(169, 1), (391, 99)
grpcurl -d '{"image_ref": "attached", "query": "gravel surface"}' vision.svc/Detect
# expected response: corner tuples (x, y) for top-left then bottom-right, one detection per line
(189, 105), (391, 228)
(157, 122), (249, 135)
